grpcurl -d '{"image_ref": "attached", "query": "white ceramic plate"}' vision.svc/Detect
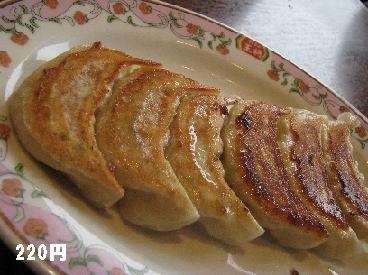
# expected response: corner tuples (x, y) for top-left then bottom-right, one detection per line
(0, 0), (367, 274)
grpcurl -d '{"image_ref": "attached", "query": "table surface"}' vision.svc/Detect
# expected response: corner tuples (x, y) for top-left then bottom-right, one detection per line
(1, 0), (368, 274)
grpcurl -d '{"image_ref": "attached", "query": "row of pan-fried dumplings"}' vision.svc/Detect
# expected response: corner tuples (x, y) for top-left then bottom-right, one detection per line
(9, 43), (368, 260)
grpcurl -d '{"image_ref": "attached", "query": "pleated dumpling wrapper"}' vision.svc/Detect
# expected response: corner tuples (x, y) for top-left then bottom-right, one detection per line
(96, 69), (204, 231)
(323, 112), (368, 239)
(167, 93), (264, 244)
(222, 100), (328, 249)
(9, 42), (161, 207)
(278, 110), (363, 259)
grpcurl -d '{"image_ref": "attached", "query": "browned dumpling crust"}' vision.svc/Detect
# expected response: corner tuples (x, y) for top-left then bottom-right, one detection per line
(325, 116), (368, 239)
(9, 42), (160, 207)
(96, 69), (203, 231)
(167, 94), (264, 245)
(9, 43), (368, 259)
(222, 101), (328, 249)
(279, 110), (362, 259)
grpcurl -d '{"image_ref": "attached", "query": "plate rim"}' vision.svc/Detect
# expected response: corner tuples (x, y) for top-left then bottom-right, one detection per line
(143, 0), (368, 125)
(0, 0), (367, 274)
(1, 0), (367, 125)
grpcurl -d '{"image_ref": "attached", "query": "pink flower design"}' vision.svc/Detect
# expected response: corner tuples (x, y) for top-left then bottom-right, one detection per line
(139, 2), (152, 14)
(23, 218), (48, 239)
(299, 81), (309, 94)
(10, 32), (29, 45)
(0, 123), (11, 139)
(216, 43), (229, 55)
(267, 69), (279, 81)
(45, 0), (59, 9)
(74, 11), (88, 25)
(0, 51), (11, 68)
(2, 178), (22, 197)
(113, 2), (125, 14)
(186, 23), (199, 34)
(356, 126), (367, 138)
(339, 106), (350, 113)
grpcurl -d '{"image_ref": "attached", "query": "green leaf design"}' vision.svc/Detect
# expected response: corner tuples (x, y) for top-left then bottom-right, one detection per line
(271, 61), (277, 72)
(30, 17), (39, 28)
(36, 234), (47, 240)
(219, 31), (225, 39)
(0, 25), (14, 33)
(15, 189), (24, 198)
(355, 137), (367, 150)
(127, 16), (137, 26)
(73, 0), (85, 6)
(222, 38), (232, 46)
(312, 94), (322, 100)
(289, 87), (301, 95)
(13, 206), (24, 223)
(9, 6), (17, 16)
(2, 16), (16, 23)
(15, 15), (25, 26)
(49, 17), (61, 23)
(61, 15), (75, 26)
(86, 254), (103, 266)
(279, 63), (285, 71)
(69, 257), (86, 268)
(282, 72), (290, 77)
(65, 236), (82, 250)
(192, 37), (203, 48)
(24, 23), (35, 33)
(293, 78), (301, 87)
(31, 189), (48, 198)
(107, 14), (118, 23)
(169, 12), (181, 28)
(207, 40), (213, 49)
(19, 5), (29, 14)
(197, 28), (205, 38)
(281, 78), (288, 86)
(15, 163), (24, 177)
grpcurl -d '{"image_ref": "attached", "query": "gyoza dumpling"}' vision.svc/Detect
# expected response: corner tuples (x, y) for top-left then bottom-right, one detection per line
(9, 42), (160, 207)
(222, 100), (328, 249)
(96, 69), (202, 231)
(323, 113), (368, 239)
(279, 110), (362, 259)
(166, 94), (264, 245)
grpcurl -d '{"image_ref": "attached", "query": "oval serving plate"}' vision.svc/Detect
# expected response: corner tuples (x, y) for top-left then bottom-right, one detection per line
(0, 0), (367, 274)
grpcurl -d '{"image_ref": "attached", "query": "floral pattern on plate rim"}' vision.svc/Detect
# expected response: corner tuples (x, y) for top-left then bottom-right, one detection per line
(0, 0), (368, 274)
(0, 119), (148, 274)
(0, 0), (366, 147)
